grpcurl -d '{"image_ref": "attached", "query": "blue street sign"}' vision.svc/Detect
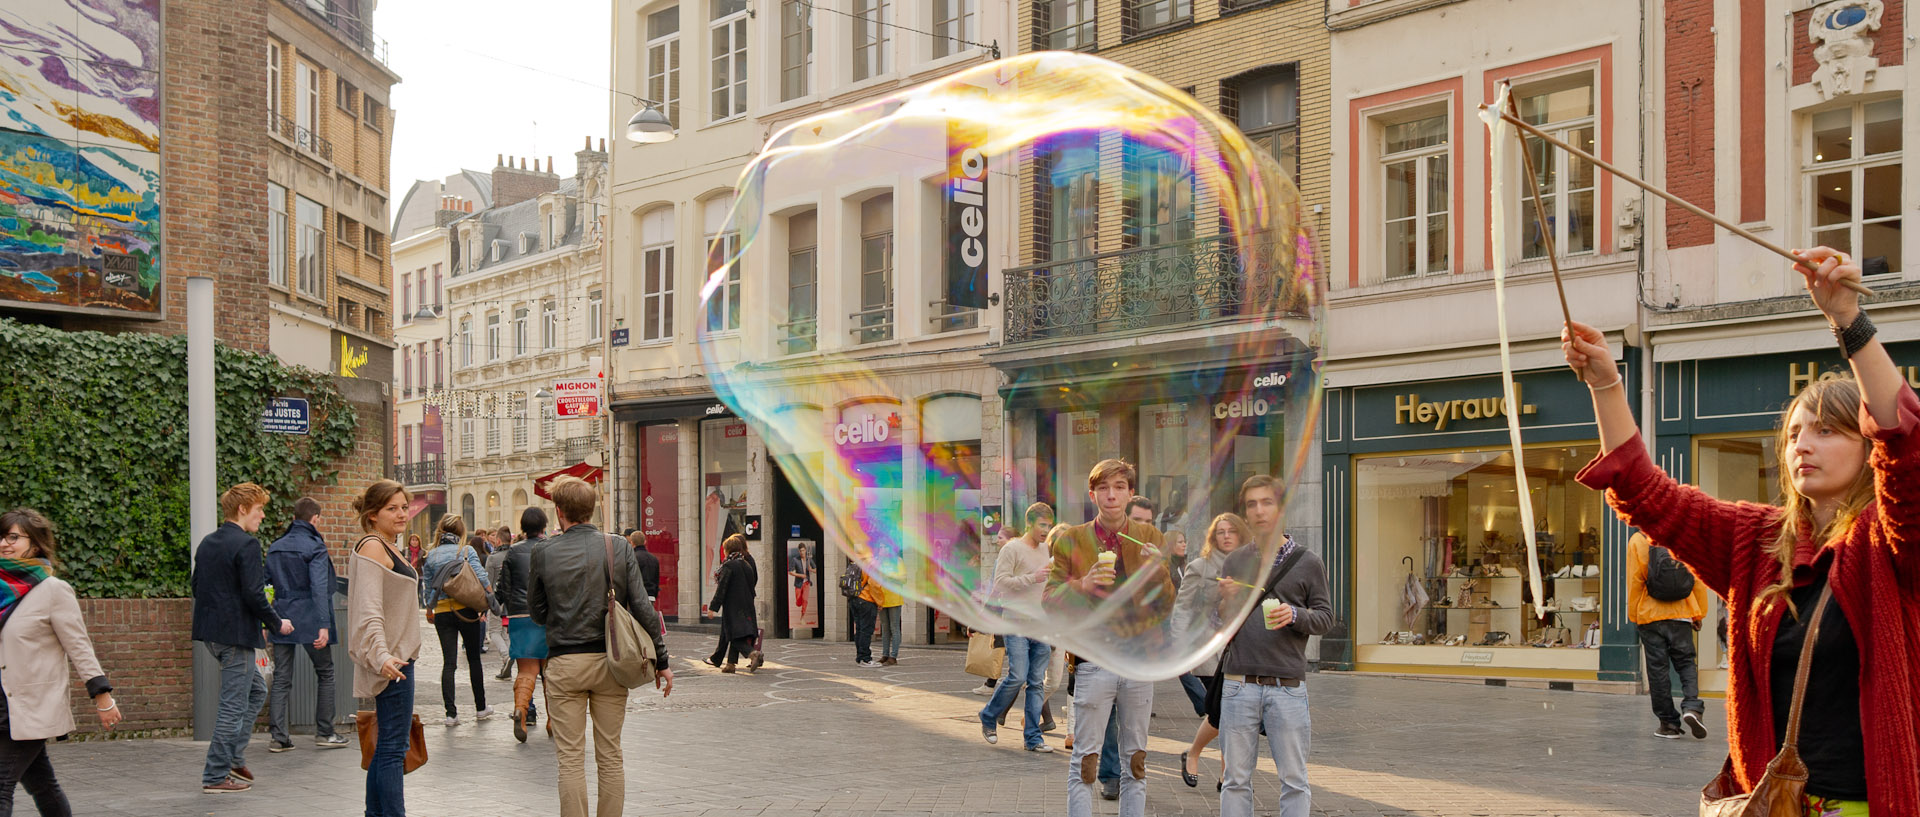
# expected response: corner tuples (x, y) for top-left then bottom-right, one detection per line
(611, 328), (630, 347)
(262, 397), (310, 435)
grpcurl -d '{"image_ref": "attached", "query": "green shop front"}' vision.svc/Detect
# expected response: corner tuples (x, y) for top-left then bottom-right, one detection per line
(1650, 339), (1920, 693)
(1321, 359), (1641, 684)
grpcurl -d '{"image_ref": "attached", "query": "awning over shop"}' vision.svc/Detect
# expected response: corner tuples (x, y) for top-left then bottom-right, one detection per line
(609, 394), (731, 424)
(532, 461), (603, 500)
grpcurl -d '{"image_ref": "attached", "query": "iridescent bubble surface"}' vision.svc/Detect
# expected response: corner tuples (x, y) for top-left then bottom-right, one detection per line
(697, 53), (1324, 680)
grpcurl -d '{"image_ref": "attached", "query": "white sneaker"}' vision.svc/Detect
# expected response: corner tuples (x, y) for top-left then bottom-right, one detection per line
(1027, 743), (1055, 753)
(971, 683), (995, 696)
(442, 716), (459, 726)
(475, 707), (497, 721)
(858, 659), (883, 668)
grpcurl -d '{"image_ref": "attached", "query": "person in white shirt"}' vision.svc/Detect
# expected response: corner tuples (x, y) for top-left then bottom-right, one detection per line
(979, 503), (1057, 752)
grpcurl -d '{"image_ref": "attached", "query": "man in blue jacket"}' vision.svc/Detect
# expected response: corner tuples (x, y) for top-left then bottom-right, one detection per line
(264, 497), (347, 753)
(193, 483), (293, 794)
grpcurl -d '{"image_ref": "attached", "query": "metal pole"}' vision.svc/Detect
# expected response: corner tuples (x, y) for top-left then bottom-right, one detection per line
(188, 276), (216, 556)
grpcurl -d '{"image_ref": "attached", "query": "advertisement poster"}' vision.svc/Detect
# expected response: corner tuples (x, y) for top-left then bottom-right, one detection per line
(786, 539), (818, 630)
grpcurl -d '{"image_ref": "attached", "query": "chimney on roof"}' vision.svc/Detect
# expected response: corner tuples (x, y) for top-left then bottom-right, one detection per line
(491, 151), (562, 208)
(599, 138), (605, 152)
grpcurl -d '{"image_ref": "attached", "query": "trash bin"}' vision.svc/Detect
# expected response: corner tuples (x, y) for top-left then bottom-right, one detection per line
(190, 588), (357, 741)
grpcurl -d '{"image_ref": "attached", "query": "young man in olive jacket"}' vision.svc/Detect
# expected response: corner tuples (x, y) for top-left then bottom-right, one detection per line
(264, 497), (347, 753)
(528, 477), (673, 817)
(192, 483), (294, 794)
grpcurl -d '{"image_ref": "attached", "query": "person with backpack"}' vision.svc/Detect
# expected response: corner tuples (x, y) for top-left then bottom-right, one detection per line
(841, 561), (880, 667)
(418, 515), (494, 726)
(1627, 531), (1713, 740)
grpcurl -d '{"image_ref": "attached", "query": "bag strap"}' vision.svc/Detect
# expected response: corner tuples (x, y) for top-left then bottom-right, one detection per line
(1219, 545), (1310, 669)
(1779, 583), (1835, 751)
(604, 534), (623, 615)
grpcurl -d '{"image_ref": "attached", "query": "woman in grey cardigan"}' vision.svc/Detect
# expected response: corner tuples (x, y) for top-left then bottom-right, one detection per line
(347, 481), (423, 817)
(1171, 512), (1253, 788)
(0, 508), (119, 816)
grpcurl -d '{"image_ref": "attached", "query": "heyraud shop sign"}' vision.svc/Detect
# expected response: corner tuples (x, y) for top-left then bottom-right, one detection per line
(1347, 368), (1601, 444)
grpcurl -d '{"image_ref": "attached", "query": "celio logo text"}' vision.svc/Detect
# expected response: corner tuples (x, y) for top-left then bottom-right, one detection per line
(835, 415), (892, 445)
(953, 148), (988, 270)
(1213, 372), (1290, 419)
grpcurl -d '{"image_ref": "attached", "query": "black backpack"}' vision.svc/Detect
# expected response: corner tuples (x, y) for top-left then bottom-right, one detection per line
(1645, 545), (1697, 602)
(838, 563), (865, 599)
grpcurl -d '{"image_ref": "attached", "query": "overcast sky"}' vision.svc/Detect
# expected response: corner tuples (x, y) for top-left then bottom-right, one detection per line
(378, 0), (613, 192)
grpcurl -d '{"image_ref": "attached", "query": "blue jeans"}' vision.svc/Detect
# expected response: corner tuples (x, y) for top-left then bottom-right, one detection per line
(1067, 663), (1150, 817)
(1100, 711), (1119, 781)
(879, 606), (902, 658)
(201, 642), (267, 786)
(980, 635), (1050, 748)
(1220, 678), (1312, 817)
(1178, 672), (1207, 716)
(365, 662), (414, 817)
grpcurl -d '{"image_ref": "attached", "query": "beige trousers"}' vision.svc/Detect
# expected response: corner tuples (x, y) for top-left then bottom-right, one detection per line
(545, 653), (629, 817)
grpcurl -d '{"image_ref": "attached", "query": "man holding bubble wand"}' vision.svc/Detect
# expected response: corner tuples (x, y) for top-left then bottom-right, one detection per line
(1044, 459), (1171, 817)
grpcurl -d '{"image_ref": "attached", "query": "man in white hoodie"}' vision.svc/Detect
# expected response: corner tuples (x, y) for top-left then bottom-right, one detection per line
(978, 502), (1056, 752)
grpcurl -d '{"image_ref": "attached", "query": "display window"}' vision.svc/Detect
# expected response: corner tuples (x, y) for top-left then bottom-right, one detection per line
(838, 402), (904, 576)
(1693, 433), (1777, 678)
(701, 418), (750, 618)
(921, 394), (982, 644)
(639, 423), (680, 618)
(1053, 410), (1101, 524)
(1353, 442), (1607, 671)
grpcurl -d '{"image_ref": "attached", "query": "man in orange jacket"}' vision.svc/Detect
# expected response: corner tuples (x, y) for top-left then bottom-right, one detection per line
(1627, 532), (1713, 740)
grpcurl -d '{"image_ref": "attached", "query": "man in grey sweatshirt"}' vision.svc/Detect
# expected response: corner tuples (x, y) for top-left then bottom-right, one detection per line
(1214, 475), (1334, 817)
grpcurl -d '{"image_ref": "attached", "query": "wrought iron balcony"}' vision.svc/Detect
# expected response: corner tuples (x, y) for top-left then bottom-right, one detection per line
(561, 435), (601, 461)
(271, 112), (333, 162)
(395, 460), (445, 486)
(1001, 234), (1299, 345)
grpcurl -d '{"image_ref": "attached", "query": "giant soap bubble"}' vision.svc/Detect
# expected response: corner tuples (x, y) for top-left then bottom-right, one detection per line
(696, 52), (1323, 680)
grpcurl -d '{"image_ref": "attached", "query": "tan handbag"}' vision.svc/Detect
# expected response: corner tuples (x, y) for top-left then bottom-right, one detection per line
(1699, 584), (1832, 817)
(438, 545), (492, 615)
(356, 711), (428, 774)
(603, 534), (660, 689)
(964, 631), (1005, 679)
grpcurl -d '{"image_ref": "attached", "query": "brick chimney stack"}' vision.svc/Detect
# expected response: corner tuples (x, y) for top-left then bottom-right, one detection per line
(576, 135), (609, 190)
(492, 152), (561, 208)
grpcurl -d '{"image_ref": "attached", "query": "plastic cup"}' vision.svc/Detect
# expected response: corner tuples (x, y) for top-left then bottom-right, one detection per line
(1095, 551), (1117, 585)
(1261, 598), (1283, 629)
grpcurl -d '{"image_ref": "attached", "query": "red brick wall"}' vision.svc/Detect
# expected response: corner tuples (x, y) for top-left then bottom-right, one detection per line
(306, 392), (392, 567)
(1793, 3), (1905, 87)
(491, 164), (561, 208)
(1665, 0), (1717, 249)
(67, 599), (194, 736)
(66, 0), (271, 353)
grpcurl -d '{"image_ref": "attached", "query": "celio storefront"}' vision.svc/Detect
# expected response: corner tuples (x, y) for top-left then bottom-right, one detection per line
(1322, 362), (1634, 682)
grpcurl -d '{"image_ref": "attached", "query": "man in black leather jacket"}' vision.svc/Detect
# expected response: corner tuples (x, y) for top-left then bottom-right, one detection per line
(528, 477), (672, 817)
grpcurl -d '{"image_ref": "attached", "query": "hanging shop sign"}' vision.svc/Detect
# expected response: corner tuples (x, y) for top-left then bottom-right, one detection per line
(553, 377), (602, 419)
(945, 89), (989, 310)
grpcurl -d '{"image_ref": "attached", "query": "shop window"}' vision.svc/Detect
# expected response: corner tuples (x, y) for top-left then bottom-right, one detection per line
(640, 423), (683, 616)
(785, 210), (819, 353)
(837, 403), (904, 581)
(710, 0), (749, 121)
(700, 417), (750, 619)
(1515, 71), (1597, 259)
(1053, 410), (1101, 524)
(855, 195), (895, 343)
(1352, 444), (1606, 662)
(1806, 98), (1902, 276)
(781, 0), (813, 101)
(647, 6), (682, 126)
(1137, 402), (1202, 539)
(1379, 109), (1450, 281)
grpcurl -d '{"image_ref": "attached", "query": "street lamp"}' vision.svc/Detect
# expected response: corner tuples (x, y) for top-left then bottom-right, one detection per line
(623, 95), (676, 144)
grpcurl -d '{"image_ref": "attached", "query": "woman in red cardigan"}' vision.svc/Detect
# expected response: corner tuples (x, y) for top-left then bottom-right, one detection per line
(1563, 246), (1919, 816)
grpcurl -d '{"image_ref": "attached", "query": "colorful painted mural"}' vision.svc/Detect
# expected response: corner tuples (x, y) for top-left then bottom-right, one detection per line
(0, 0), (162, 315)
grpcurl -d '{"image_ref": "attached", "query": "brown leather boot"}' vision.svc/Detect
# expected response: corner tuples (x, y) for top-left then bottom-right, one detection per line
(722, 663), (737, 673)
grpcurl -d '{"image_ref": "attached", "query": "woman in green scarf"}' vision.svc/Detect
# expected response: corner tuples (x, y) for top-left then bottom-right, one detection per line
(0, 508), (118, 816)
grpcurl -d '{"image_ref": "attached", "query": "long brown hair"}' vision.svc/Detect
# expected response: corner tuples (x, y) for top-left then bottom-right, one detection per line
(1761, 377), (1875, 615)
(352, 480), (410, 533)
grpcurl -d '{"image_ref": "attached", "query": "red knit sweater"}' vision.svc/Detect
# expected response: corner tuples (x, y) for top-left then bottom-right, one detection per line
(1577, 385), (1920, 814)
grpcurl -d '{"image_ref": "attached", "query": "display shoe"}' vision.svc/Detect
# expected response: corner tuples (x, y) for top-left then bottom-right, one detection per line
(1434, 596), (1453, 608)
(1584, 565), (1602, 578)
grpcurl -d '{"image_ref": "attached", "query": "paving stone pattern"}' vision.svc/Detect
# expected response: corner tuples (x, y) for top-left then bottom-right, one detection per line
(57, 631), (1724, 816)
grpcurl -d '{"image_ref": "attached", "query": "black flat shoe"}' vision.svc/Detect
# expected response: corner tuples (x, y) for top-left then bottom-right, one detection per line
(1179, 752), (1198, 788)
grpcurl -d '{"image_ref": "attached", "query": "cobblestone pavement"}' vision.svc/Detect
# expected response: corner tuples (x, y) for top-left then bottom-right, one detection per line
(58, 630), (1724, 816)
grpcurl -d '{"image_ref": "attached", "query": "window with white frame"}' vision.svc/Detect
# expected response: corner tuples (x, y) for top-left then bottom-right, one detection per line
(486, 313), (501, 361)
(1232, 67), (1299, 183)
(487, 418), (501, 453)
(401, 273), (411, 322)
(402, 349), (412, 397)
(641, 209), (675, 341)
(647, 7), (682, 126)
(514, 413), (528, 450)
(433, 340), (443, 387)
(542, 300), (558, 349)
(1043, 0), (1095, 51)
(297, 62), (319, 141)
(704, 196), (742, 332)
(295, 195), (324, 299)
(1516, 72), (1597, 259)
(459, 316), (473, 366)
(856, 194), (895, 343)
(432, 264), (442, 305)
(268, 183), (287, 287)
(781, 0), (813, 101)
(589, 289), (604, 340)
(932, 0), (974, 59)
(710, 0), (749, 122)
(785, 209), (818, 353)
(1380, 110), (1450, 280)
(513, 306), (529, 355)
(541, 407), (557, 446)
(461, 419), (475, 456)
(1808, 98), (1902, 275)
(268, 41), (281, 117)
(853, 0), (889, 82)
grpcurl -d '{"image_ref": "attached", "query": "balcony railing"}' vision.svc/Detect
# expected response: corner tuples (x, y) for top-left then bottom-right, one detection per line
(1001, 234), (1300, 344)
(561, 435), (601, 461)
(284, 0), (392, 67)
(271, 112), (332, 162)
(395, 460), (445, 486)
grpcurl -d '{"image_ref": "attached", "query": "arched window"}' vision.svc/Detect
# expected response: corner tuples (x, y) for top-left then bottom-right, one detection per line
(461, 493), (476, 530)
